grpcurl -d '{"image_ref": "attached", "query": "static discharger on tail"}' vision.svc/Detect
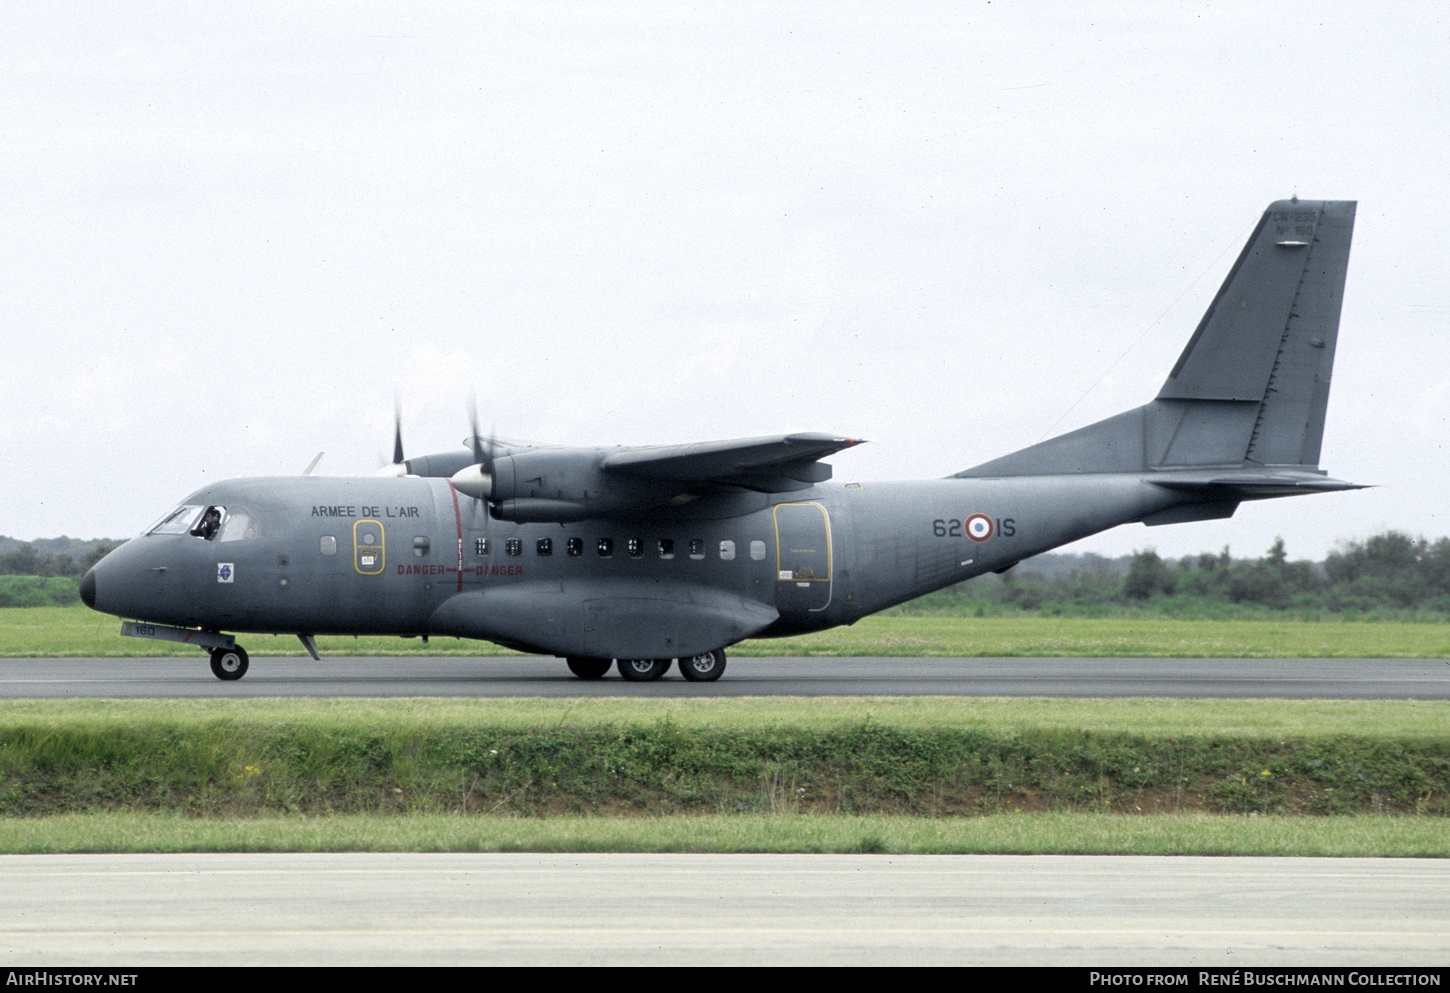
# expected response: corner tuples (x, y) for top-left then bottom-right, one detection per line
(82, 200), (1363, 681)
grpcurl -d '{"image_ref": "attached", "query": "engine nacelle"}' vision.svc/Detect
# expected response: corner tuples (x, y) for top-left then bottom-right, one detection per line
(451, 448), (667, 521)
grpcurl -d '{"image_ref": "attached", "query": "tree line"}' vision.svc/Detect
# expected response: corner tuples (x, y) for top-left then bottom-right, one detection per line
(893, 531), (1450, 619)
(0, 539), (117, 607)
(0, 541), (115, 578)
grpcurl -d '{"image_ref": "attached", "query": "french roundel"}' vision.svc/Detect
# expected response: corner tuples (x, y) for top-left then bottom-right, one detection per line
(965, 514), (994, 542)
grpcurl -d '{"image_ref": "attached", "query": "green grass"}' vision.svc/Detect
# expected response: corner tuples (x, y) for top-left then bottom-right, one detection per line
(753, 616), (1450, 658)
(2, 695), (1446, 738)
(0, 811), (1444, 857)
(3, 698), (1447, 822)
(5, 607), (1450, 657)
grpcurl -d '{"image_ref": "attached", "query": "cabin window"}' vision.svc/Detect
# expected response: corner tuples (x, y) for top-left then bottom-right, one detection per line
(320, 536), (337, 556)
(688, 539), (705, 560)
(506, 538), (522, 557)
(719, 540), (736, 561)
(536, 537), (552, 557)
(567, 538), (583, 557)
(597, 538), (614, 557)
(627, 538), (644, 558)
(413, 536), (430, 557)
(750, 540), (766, 561)
(658, 539), (675, 559)
(475, 537), (490, 556)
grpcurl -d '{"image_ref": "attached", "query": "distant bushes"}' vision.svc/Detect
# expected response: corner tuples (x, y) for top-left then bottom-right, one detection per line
(0, 539), (114, 607)
(891, 531), (1450, 620)
(0, 540), (113, 579)
(0, 576), (81, 608)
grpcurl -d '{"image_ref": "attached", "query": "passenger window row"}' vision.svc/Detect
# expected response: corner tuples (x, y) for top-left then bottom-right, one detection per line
(470, 536), (768, 561)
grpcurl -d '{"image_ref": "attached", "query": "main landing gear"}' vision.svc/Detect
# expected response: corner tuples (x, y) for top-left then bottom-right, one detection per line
(618, 657), (672, 681)
(566, 656), (612, 679)
(209, 645), (250, 681)
(677, 649), (727, 682)
(565, 650), (727, 682)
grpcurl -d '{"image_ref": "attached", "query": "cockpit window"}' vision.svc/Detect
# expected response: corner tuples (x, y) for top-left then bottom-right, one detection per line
(147, 506), (203, 536)
(146, 505), (260, 542)
(217, 508), (260, 542)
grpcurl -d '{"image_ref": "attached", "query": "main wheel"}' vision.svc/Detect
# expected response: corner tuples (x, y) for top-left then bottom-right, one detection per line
(209, 645), (249, 681)
(566, 656), (612, 679)
(617, 658), (671, 682)
(678, 649), (726, 682)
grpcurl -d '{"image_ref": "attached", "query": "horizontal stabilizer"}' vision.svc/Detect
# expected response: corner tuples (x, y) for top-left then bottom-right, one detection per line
(1147, 468), (1367, 501)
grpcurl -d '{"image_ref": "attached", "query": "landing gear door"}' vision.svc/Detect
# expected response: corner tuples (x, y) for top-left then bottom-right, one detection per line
(353, 520), (385, 575)
(773, 502), (831, 614)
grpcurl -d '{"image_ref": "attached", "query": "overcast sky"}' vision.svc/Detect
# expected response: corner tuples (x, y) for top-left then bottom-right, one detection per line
(2, 2), (1447, 562)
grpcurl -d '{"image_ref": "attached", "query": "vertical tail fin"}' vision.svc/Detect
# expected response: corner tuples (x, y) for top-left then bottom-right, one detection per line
(1155, 199), (1355, 468)
(957, 199), (1357, 479)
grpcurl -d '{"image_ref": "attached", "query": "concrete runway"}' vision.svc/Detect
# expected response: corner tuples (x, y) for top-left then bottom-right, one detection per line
(2, 655), (1448, 698)
(2, 853), (1447, 967)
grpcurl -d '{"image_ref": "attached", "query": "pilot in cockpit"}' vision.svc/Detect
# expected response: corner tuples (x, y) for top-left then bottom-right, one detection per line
(192, 507), (222, 541)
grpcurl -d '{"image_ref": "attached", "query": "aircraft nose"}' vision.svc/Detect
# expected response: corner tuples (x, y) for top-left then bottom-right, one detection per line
(80, 568), (97, 610)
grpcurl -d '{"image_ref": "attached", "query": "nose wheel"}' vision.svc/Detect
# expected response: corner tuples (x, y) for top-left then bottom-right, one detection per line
(209, 645), (250, 681)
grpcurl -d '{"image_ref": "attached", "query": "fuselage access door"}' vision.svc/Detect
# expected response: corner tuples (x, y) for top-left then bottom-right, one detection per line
(773, 501), (832, 615)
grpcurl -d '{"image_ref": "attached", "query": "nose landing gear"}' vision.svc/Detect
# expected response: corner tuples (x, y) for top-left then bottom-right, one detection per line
(120, 622), (253, 682)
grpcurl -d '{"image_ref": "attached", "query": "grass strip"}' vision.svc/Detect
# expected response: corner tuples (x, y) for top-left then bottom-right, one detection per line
(2, 696), (1448, 737)
(0, 812), (1443, 857)
(6, 608), (1450, 658)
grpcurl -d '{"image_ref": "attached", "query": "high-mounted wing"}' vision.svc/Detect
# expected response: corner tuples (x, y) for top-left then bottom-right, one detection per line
(444, 432), (864, 522)
(602, 433), (863, 493)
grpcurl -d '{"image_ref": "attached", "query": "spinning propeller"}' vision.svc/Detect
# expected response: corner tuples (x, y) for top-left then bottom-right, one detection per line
(377, 397), (411, 477)
(450, 397), (497, 501)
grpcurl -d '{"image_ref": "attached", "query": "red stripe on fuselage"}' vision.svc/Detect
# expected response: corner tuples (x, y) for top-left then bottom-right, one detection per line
(448, 481), (464, 592)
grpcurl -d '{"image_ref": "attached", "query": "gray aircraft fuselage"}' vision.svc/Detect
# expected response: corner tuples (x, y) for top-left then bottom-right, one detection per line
(83, 472), (1165, 657)
(81, 199), (1364, 680)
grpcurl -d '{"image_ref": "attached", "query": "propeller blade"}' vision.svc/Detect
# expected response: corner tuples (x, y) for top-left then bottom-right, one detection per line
(377, 396), (411, 476)
(392, 396), (406, 466)
(468, 395), (490, 472)
(453, 394), (496, 500)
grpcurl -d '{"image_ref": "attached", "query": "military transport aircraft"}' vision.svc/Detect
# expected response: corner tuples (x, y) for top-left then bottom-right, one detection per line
(81, 199), (1363, 682)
